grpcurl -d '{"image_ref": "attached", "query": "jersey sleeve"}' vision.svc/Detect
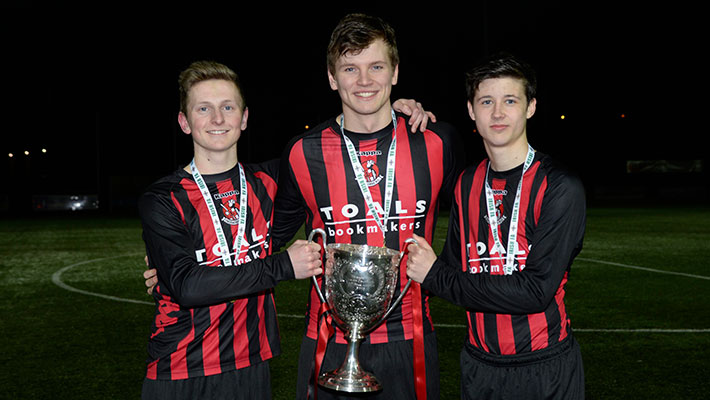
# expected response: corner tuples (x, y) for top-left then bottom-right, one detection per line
(437, 121), (466, 203)
(422, 169), (586, 315)
(437, 172), (465, 270)
(404, 115), (465, 204)
(271, 139), (308, 251)
(256, 158), (280, 182)
(139, 186), (295, 308)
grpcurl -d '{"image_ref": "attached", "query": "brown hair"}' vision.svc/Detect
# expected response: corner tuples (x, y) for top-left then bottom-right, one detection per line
(326, 13), (399, 74)
(465, 53), (537, 104)
(178, 61), (246, 114)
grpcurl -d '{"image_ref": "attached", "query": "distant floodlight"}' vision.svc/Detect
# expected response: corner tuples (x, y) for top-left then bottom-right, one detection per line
(42, 148), (47, 153)
(8, 153), (13, 158)
(24, 150), (29, 156)
(560, 115), (566, 120)
(305, 125), (310, 130)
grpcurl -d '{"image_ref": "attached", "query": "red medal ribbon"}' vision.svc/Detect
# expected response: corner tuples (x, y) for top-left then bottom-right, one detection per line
(312, 301), (334, 399)
(411, 281), (427, 400)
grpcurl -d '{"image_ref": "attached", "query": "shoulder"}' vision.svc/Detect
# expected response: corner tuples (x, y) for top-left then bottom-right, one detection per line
(535, 153), (585, 199)
(140, 170), (184, 200)
(424, 119), (459, 137)
(244, 159), (279, 180)
(456, 160), (488, 187)
(283, 117), (339, 151)
(397, 113), (460, 142)
(243, 159), (279, 196)
(465, 160), (485, 175)
(138, 170), (185, 218)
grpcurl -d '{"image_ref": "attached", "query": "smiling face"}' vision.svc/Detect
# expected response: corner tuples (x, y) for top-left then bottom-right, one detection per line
(327, 39), (399, 132)
(178, 79), (248, 158)
(467, 76), (536, 154)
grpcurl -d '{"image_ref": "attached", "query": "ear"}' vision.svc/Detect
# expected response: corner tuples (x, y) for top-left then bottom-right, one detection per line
(178, 112), (191, 134)
(526, 98), (537, 119)
(327, 70), (338, 91)
(240, 107), (249, 131)
(466, 101), (476, 121)
(391, 64), (399, 86)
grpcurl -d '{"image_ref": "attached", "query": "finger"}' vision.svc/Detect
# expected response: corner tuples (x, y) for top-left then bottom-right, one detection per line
(409, 114), (422, 132)
(408, 106), (420, 118)
(407, 240), (419, 253)
(413, 103), (424, 117)
(411, 234), (431, 249)
(418, 120), (428, 132)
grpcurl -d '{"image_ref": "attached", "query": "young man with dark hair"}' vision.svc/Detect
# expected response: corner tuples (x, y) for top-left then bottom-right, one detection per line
(406, 53), (586, 399)
(138, 60), (323, 399)
(273, 13), (462, 400)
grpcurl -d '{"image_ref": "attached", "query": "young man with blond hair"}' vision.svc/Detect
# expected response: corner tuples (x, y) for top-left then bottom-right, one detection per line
(138, 60), (323, 399)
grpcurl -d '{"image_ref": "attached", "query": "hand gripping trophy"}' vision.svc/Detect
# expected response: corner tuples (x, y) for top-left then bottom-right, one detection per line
(307, 228), (417, 393)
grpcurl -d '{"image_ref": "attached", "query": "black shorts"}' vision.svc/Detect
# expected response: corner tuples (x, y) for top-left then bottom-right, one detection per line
(460, 335), (584, 400)
(296, 333), (439, 400)
(141, 361), (271, 400)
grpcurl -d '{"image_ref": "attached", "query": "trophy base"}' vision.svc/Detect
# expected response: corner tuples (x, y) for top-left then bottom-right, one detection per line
(318, 370), (382, 393)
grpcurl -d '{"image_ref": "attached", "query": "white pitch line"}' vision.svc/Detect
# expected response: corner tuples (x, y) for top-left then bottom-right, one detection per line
(576, 257), (710, 280)
(52, 254), (153, 306)
(274, 314), (709, 332)
(574, 328), (710, 333)
(53, 255), (709, 333)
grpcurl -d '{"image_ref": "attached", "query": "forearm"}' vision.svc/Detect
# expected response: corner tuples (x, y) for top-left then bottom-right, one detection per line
(422, 258), (557, 314)
(157, 251), (294, 308)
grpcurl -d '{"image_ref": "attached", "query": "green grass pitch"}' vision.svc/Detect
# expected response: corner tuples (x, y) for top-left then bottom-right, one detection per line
(1, 207), (708, 399)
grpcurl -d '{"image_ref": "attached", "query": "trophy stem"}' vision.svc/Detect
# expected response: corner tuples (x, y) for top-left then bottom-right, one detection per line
(317, 322), (382, 393)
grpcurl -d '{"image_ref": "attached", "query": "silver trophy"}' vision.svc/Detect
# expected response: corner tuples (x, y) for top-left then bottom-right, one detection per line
(307, 228), (416, 393)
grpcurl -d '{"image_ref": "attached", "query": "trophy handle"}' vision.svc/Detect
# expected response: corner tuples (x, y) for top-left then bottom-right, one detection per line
(370, 237), (417, 329)
(307, 228), (327, 304)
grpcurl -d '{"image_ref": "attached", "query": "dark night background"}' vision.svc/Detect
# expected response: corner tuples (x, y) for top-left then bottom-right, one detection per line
(2, 4), (706, 215)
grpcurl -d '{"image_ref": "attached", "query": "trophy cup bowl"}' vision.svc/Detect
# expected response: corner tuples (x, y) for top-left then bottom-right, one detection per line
(308, 229), (415, 393)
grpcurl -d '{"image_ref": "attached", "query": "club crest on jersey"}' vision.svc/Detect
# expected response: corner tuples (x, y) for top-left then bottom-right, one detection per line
(361, 159), (383, 187)
(220, 198), (240, 225)
(484, 198), (507, 227)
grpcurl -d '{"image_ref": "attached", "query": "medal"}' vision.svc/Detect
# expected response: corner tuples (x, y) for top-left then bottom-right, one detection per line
(190, 160), (248, 266)
(484, 145), (535, 275)
(339, 110), (398, 240)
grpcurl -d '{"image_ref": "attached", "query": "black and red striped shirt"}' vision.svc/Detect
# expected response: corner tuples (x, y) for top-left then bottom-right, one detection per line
(422, 152), (585, 355)
(139, 160), (293, 380)
(273, 114), (461, 344)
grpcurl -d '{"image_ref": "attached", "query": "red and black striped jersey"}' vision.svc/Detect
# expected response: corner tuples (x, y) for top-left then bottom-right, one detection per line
(422, 152), (586, 355)
(138, 160), (293, 380)
(273, 114), (461, 344)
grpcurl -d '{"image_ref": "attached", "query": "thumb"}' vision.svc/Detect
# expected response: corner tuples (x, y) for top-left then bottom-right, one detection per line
(411, 234), (432, 250)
